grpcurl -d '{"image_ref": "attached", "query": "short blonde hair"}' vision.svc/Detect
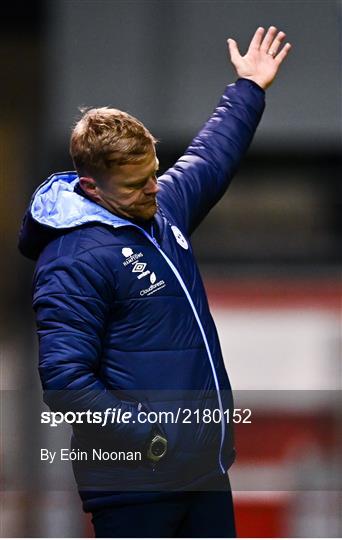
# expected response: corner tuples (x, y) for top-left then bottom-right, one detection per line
(70, 107), (157, 181)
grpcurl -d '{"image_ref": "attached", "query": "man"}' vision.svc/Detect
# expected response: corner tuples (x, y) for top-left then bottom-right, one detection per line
(19, 27), (291, 537)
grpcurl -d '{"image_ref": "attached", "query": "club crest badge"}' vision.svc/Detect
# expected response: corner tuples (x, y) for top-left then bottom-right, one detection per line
(171, 225), (188, 250)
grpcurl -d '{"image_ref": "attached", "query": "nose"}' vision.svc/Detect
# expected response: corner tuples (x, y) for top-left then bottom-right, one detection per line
(144, 175), (159, 195)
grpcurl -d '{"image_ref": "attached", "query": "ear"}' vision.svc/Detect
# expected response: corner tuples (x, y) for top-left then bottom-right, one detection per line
(79, 176), (100, 199)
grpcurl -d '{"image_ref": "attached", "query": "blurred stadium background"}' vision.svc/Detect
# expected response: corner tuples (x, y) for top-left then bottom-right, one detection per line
(1, 0), (341, 537)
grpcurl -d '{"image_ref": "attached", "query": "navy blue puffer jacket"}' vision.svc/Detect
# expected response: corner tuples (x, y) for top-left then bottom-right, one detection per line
(19, 78), (265, 510)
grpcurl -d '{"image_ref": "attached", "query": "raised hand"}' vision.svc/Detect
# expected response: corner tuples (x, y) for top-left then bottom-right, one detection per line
(227, 26), (291, 90)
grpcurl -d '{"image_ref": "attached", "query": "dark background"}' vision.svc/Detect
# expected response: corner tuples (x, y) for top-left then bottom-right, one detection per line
(1, 1), (341, 537)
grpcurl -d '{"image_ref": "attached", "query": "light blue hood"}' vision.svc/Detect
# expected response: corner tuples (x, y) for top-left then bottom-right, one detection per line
(18, 171), (136, 260)
(31, 171), (133, 229)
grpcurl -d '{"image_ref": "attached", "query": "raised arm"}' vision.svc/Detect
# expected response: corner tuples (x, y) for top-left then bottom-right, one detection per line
(157, 26), (291, 235)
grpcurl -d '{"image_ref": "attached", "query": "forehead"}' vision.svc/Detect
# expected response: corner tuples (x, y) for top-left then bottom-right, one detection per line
(111, 151), (159, 184)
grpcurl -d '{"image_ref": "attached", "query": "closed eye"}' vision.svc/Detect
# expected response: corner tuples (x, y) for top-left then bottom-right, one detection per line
(131, 171), (158, 189)
(133, 180), (147, 189)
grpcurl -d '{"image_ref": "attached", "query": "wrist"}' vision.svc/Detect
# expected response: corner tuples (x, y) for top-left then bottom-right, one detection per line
(240, 77), (270, 91)
(146, 431), (168, 463)
(236, 77), (266, 93)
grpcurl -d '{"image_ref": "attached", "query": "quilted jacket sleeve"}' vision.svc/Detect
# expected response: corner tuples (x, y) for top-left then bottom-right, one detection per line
(32, 250), (153, 452)
(157, 78), (265, 235)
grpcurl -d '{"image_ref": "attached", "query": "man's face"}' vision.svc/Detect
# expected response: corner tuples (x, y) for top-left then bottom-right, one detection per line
(84, 150), (160, 222)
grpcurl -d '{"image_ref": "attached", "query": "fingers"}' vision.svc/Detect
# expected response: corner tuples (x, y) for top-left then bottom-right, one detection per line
(275, 42), (292, 64)
(227, 38), (241, 64)
(260, 26), (278, 51)
(248, 26), (265, 51)
(267, 31), (286, 57)
(260, 26), (292, 64)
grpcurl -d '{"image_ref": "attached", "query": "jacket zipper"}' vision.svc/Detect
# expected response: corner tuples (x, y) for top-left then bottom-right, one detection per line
(134, 224), (226, 474)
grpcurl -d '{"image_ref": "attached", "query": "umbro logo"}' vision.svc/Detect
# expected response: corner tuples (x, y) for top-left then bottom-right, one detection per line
(132, 262), (147, 273)
(132, 262), (151, 280)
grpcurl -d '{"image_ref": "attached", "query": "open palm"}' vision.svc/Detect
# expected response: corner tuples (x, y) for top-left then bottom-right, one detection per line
(228, 26), (291, 90)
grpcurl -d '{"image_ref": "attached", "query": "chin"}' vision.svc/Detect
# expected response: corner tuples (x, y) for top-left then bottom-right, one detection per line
(136, 202), (158, 222)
